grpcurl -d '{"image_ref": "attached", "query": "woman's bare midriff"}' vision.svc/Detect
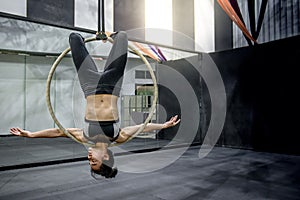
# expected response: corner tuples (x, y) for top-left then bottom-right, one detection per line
(85, 94), (119, 121)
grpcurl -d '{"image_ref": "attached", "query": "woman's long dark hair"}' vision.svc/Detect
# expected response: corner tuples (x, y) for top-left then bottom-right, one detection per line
(90, 149), (118, 179)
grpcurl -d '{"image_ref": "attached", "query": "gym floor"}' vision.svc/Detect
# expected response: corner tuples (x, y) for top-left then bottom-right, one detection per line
(1, 145), (299, 200)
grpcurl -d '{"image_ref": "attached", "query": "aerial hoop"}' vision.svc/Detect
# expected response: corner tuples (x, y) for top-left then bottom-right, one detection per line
(46, 36), (158, 147)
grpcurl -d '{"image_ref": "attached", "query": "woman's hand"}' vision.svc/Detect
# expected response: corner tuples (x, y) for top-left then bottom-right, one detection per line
(162, 115), (181, 129)
(10, 127), (31, 137)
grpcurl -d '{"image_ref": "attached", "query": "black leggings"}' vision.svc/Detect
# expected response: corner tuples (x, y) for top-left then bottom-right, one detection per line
(85, 120), (120, 142)
(69, 31), (128, 97)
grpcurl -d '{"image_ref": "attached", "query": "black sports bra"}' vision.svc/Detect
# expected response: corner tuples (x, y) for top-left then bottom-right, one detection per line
(84, 119), (120, 143)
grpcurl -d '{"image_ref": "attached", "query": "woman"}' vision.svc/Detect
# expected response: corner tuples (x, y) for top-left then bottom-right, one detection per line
(10, 31), (180, 178)
(10, 115), (180, 178)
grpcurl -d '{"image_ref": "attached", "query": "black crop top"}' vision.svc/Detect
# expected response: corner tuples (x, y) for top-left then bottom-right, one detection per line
(84, 119), (120, 143)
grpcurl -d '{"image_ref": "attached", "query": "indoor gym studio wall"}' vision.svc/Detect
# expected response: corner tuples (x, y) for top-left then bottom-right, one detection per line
(207, 35), (299, 155)
(157, 36), (299, 155)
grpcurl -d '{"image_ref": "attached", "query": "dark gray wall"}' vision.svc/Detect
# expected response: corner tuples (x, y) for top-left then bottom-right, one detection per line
(214, 0), (233, 51)
(27, 0), (74, 27)
(206, 35), (300, 154)
(156, 35), (299, 155)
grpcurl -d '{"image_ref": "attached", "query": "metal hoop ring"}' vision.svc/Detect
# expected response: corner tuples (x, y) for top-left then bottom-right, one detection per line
(46, 36), (158, 147)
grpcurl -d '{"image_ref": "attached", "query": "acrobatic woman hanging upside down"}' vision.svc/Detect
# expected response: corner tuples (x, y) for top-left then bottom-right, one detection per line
(10, 31), (180, 179)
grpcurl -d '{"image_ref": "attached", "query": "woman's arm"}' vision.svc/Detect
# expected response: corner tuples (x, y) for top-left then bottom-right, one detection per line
(10, 127), (66, 138)
(9, 127), (86, 142)
(115, 115), (180, 143)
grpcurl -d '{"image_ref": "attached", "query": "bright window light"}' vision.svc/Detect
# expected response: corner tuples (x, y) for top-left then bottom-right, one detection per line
(194, 0), (215, 52)
(145, 0), (173, 45)
(145, 0), (172, 30)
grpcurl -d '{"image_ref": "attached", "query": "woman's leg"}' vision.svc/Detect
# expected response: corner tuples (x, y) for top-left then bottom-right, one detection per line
(69, 33), (101, 97)
(98, 31), (128, 96)
(69, 33), (98, 71)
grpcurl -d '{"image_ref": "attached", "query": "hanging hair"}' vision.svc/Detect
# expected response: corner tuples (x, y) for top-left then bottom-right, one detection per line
(90, 149), (118, 179)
